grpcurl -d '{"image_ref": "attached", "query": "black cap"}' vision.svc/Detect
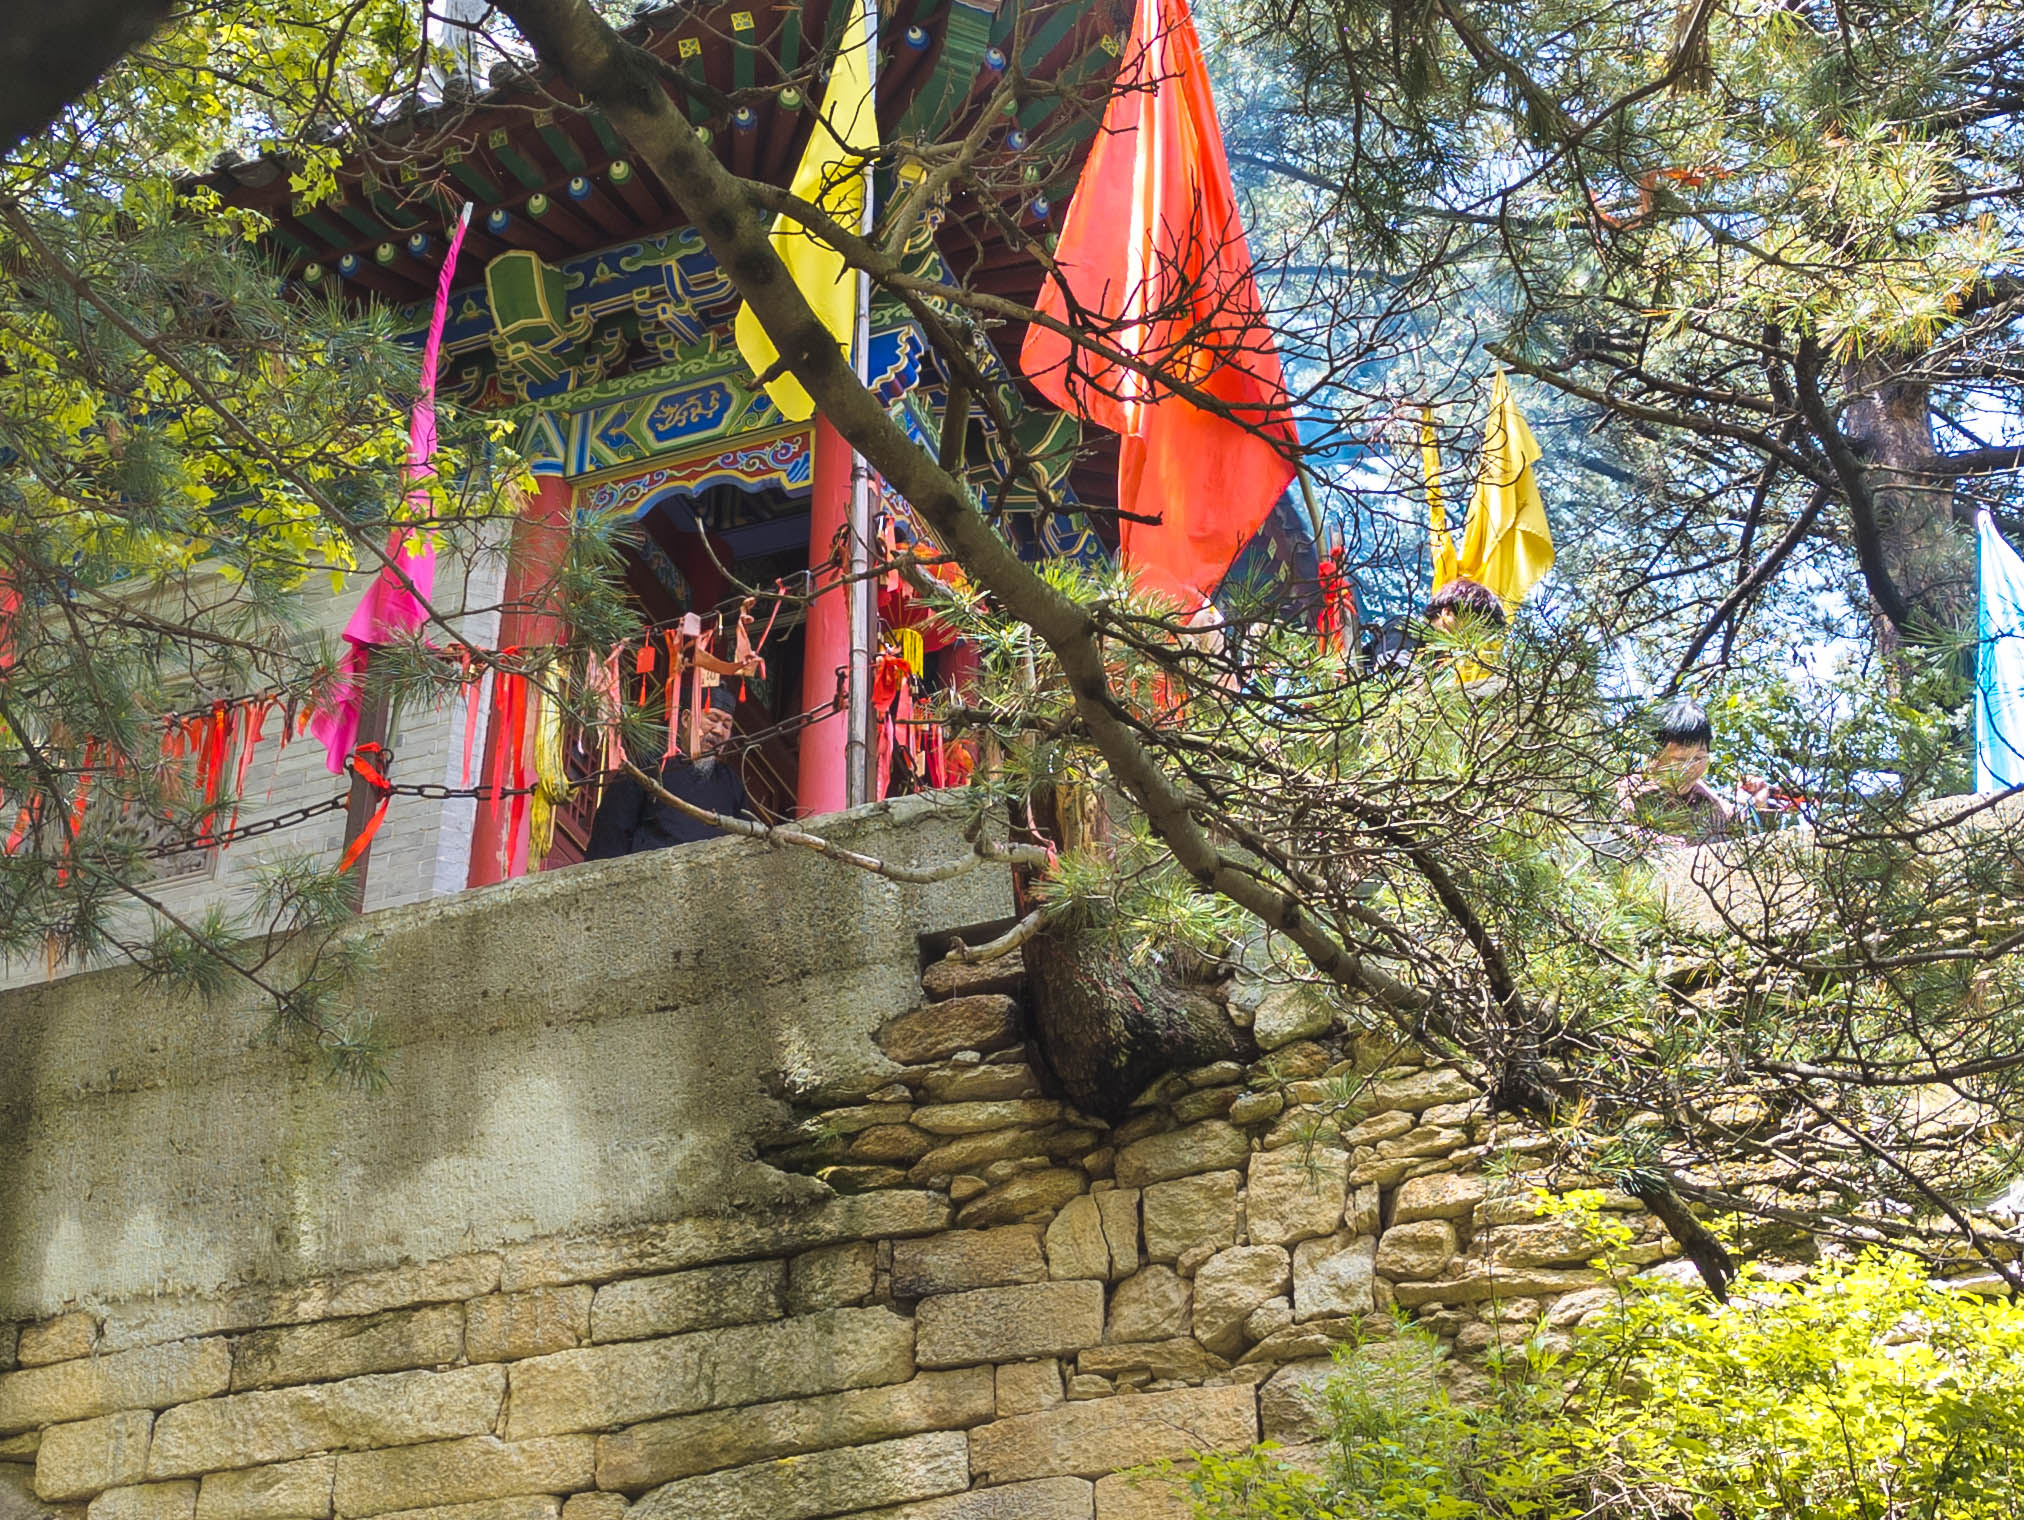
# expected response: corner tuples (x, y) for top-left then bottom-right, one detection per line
(701, 682), (736, 712)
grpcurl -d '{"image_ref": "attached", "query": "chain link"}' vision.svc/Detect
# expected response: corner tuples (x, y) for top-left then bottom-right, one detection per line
(129, 781), (544, 857)
(134, 797), (346, 858)
(389, 783), (537, 801)
(123, 696), (850, 858)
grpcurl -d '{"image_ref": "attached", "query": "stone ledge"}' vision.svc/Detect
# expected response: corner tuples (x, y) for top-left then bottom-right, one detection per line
(594, 1370), (996, 1491)
(841, 1476), (1094, 1520)
(500, 1193), (951, 1292)
(147, 1366), (508, 1480)
(230, 1305), (465, 1393)
(916, 1284), (1104, 1370)
(502, 1307), (916, 1440)
(192, 1455), (335, 1520)
(0, 1341), (230, 1437)
(332, 1434), (592, 1517)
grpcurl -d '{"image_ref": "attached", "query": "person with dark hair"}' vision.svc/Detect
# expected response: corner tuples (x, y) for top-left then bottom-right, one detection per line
(1424, 576), (1507, 633)
(1619, 696), (1732, 839)
(1356, 577), (1509, 680)
(585, 683), (752, 859)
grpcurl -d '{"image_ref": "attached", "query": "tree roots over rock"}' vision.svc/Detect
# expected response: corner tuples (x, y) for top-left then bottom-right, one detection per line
(1024, 925), (1253, 1121)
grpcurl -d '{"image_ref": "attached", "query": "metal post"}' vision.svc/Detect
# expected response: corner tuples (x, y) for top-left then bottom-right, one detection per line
(843, 0), (880, 808)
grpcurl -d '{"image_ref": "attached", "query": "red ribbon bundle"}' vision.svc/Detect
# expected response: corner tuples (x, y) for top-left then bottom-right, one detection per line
(337, 742), (395, 874)
(1316, 548), (1353, 655)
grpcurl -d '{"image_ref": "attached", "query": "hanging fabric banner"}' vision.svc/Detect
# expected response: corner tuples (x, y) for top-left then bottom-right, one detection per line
(1018, 0), (1299, 608)
(1977, 510), (2024, 792)
(313, 202), (475, 773)
(1456, 372), (1554, 607)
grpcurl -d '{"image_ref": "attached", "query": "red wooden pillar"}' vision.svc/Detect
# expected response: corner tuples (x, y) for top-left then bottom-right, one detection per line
(797, 420), (852, 817)
(467, 473), (573, 887)
(941, 638), (981, 702)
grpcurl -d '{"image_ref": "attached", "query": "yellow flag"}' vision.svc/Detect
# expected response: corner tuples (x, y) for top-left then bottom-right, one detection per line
(1424, 403), (1461, 595)
(1457, 371), (1553, 606)
(732, 0), (878, 422)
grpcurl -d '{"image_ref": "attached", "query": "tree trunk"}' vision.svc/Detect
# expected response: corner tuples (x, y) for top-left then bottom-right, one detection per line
(1014, 782), (1252, 1119)
(1, 0), (173, 154)
(1840, 356), (1970, 636)
(1024, 926), (1253, 1120)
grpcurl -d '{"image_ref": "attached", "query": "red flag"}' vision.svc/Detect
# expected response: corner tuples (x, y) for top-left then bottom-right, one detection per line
(1020, 0), (1298, 607)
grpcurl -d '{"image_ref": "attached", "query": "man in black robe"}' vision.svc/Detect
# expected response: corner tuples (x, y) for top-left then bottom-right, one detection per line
(584, 684), (751, 859)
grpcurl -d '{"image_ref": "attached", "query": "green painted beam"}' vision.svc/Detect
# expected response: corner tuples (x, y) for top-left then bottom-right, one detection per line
(731, 7), (757, 92)
(444, 159), (507, 203)
(493, 141), (547, 189)
(1020, 50), (1117, 129)
(587, 111), (625, 156)
(1015, 4), (1082, 73)
(896, 1), (992, 139)
(1022, 44), (1114, 132)
(294, 208), (355, 248)
(328, 196), (390, 241)
(537, 123), (588, 173)
(367, 190), (426, 229)
(778, 8), (803, 71)
(267, 223), (315, 260)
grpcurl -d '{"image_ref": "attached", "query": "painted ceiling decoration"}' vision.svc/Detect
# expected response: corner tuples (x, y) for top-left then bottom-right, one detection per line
(195, 0), (1272, 573)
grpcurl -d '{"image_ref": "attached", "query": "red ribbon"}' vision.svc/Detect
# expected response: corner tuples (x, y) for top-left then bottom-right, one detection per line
(0, 580), (17, 672)
(6, 796), (39, 856)
(452, 645), (486, 789)
(505, 678), (532, 876)
(871, 652), (916, 801)
(635, 639), (656, 706)
(486, 669), (521, 809)
(230, 697), (274, 836)
(195, 702), (234, 844)
(1317, 549), (1354, 655)
(337, 742), (395, 874)
(66, 738), (98, 841)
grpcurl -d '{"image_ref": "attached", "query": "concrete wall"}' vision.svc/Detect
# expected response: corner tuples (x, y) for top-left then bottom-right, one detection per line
(0, 794), (1011, 1320)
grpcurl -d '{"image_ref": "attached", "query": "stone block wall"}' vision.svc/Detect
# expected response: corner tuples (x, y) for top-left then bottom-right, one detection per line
(0, 935), (1682, 1520)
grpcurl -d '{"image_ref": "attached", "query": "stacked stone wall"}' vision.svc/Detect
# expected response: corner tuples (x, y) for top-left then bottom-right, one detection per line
(0, 946), (1684, 1520)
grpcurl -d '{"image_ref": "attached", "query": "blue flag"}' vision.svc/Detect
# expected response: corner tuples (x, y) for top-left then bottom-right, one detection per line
(1977, 511), (2024, 792)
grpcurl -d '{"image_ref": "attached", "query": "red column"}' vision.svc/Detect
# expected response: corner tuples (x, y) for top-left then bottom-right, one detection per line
(468, 473), (573, 888)
(796, 420), (852, 817)
(941, 638), (981, 702)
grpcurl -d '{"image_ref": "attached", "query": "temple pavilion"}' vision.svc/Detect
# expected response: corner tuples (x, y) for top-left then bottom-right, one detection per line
(197, 0), (1318, 897)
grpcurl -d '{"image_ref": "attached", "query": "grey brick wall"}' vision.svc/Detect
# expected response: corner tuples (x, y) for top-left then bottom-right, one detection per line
(2, 529), (510, 987)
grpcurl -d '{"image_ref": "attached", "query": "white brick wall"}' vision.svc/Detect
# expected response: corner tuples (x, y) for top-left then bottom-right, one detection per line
(3, 526), (512, 987)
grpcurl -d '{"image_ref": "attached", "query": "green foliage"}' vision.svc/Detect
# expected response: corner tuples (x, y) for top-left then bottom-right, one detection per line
(0, 4), (625, 1072)
(1175, 1254), (2024, 1520)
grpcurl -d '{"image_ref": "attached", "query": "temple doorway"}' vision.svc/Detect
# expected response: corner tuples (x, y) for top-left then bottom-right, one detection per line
(539, 472), (816, 868)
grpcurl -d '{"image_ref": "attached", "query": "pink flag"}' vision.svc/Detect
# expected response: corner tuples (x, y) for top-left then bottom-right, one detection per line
(313, 203), (475, 772)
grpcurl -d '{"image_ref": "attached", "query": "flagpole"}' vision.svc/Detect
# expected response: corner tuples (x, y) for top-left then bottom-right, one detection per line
(844, 0), (879, 808)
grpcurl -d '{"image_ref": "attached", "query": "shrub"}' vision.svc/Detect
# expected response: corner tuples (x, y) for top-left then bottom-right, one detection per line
(1175, 1252), (2024, 1520)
